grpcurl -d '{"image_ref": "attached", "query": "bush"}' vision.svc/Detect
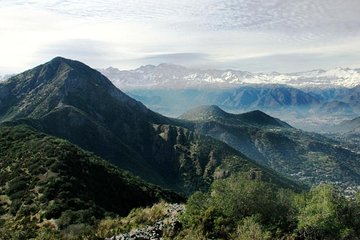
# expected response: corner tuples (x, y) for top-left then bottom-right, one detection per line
(297, 184), (351, 239)
(43, 202), (64, 219)
(181, 173), (296, 238)
(9, 199), (22, 215)
(96, 201), (169, 238)
(232, 216), (271, 240)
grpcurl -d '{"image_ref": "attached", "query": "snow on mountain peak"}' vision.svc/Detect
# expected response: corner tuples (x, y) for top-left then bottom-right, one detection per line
(98, 64), (360, 89)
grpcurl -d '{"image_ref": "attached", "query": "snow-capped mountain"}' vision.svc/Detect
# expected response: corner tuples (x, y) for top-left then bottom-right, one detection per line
(99, 64), (360, 89)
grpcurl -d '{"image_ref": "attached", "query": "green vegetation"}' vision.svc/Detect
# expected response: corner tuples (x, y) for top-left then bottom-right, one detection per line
(180, 105), (290, 128)
(3, 170), (356, 239)
(2, 57), (359, 239)
(181, 105), (360, 191)
(0, 124), (182, 238)
(96, 201), (170, 238)
(0, 57), (300, 195)
(176, 173), (360, 240)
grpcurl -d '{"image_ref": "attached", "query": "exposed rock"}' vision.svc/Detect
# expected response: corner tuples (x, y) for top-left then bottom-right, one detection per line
(106, 203), (185, 240)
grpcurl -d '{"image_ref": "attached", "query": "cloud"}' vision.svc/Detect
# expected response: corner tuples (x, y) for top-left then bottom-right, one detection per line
(140, 53), (210, 66)
(198, 1), (360, 37)
(0, 0), (359, 74)
(34, 39), (119, 68)
(224, 51), (360, 72)
(4, 0), (360, 39)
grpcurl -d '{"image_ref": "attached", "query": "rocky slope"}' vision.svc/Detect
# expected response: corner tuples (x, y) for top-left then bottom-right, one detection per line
(106, 203), (184, 240)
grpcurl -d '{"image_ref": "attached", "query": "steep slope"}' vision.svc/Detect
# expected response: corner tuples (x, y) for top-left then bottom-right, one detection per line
(0, 57), (299, 194)
(0, 56), (167, 123)
(0, 124), (182, 229)
(181, 105), (360, 191)
(0, 57), (172, 187)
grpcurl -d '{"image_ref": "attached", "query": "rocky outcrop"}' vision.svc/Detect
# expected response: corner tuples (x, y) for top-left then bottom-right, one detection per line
(107, 203), (184, 240)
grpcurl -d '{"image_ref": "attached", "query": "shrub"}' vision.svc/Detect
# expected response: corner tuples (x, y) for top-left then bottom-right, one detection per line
(232, 216), (271, 240)
(96, 201), (169, 238)
(297, 184), (350, 239)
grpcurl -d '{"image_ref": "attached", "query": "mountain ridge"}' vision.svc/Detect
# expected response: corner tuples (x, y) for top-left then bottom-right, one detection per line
(180, 105), (291, 128)
(0, 123), (183, 229)
(99, 64), (360, 89)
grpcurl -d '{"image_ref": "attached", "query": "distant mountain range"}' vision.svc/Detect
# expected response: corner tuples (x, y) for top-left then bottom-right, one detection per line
(99, 64), (360, 89)
(100, 64), (360, 131)
(124, 85), (360, 133)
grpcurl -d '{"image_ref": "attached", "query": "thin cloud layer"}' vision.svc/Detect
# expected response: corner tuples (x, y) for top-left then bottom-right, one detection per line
(0, 0), (359, 73)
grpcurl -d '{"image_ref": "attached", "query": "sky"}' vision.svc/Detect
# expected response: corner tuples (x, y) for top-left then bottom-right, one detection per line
(1, 0), (360, 75)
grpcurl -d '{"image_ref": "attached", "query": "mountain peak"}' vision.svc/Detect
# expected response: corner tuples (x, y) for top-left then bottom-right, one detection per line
(47, 56), (80, 69)
(197, 105), (225, 114)
(179, 105), (227, 121)
(50, 56), (69, 62)
(0, 57), (166, 123)
(235, 110), (292, 128)
(180, 105), (291, 128)
(11, 56), (110, 90)
(239, 109), (271, 118)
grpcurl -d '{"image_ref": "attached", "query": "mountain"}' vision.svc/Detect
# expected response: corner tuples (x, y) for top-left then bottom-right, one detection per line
(333, 116), (360, 134)
(0, 56), (167, 123)
(215, 85), (320, 110)
(0, 124), (183, 229)
(99, 64), (360, 89)
(125, 85), (320, 118)
(0, 74), (13, 82)
(328, 117), (360, 157)
(317, 101), (354, 115)
(180, 105), (291, 128)
(100, 64), (360, 131)
(124, 85), (360, 132)
(0, 57), (299, 194)
(181, 105), (360, 192)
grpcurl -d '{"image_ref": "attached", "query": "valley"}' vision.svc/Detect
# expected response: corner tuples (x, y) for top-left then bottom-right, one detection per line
(0, 57), (359, 239)
(2, 0), (360, 238)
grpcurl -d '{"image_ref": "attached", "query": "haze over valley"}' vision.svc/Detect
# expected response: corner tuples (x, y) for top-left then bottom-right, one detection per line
(96, 64), (359, 132)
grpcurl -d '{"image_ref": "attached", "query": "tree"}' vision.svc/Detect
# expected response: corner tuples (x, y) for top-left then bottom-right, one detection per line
(232, 216), (271, 240)
(297, 184), (349, 239)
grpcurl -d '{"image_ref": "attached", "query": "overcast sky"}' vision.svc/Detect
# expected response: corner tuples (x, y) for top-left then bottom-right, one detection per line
(1, 0), (360, 74)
